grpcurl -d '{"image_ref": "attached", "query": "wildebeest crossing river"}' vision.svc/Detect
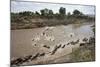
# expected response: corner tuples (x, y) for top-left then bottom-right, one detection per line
(11, 23), (94, 65)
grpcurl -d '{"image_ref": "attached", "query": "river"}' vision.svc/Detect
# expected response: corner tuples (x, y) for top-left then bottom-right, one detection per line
(11, 23), (94, 64)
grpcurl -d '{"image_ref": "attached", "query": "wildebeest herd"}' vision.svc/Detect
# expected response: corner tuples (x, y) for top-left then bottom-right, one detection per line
(11, 36), (94, 66)
(11, 27), (95, 66)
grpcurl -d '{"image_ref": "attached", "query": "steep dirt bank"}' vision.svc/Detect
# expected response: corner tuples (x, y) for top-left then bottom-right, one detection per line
(11, 18), (94, 30)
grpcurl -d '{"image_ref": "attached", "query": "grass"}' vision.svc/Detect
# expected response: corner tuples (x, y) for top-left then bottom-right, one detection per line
(70, 42), (95, 62)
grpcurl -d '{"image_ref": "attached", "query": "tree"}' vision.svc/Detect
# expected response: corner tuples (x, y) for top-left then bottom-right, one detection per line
(73, 10), (83, 16)
(40, 8), (54, 18)
(43, 8), (49, 17)
(49, 10), (53, 15)
(40, 8), (49, 16)
(59, 7), (66, 15)
(48, 10), (54, 18)
(40, 9), (45, 16)
(35, 11), (40, 16)
(18, 11), (34, 16)
(59, 7), (66, 19)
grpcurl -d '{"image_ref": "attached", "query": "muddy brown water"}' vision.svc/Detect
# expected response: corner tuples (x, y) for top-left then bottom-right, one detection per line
(11, 23), (94, 64)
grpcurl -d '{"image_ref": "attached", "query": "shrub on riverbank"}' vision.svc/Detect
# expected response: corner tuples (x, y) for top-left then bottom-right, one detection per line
(70, 37), (95, 62)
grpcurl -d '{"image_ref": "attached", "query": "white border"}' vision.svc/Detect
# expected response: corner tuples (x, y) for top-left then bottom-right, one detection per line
(0, 0), (99, 67)
(12, 0), (96, 5)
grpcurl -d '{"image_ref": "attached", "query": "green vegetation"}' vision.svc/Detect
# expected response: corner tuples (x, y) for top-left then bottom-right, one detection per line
(70, 36), (95, 62)
(91, 25), (95, 35)
(73, 9), (83, 16)
(11, 7), (95, 29)
(71, 47), (95, 62)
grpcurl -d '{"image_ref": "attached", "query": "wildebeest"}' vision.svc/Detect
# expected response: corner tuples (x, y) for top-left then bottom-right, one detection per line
(32, 43), (37, 47)
(76, 39), (80, 43)
(51, 44), (61, 55)
(22, 55), (32, 62)
(83, 38), (88, 42)
(32, 36), (40, 41)
(34, 44), (37, 46)
(43, 32), (45, 36)
(39, 53), (45, 56)
(43, 45), (50, 49)
(45, 35), (55, 41)
(62, 45), (65, 48)
(69, 33), (75, 37)
(41, 31), (46, 36)
(80, 43), (86, 46)
(11, 57), (23, 65)
(70, 39), (79, 45)
(70, 41), (75, 45)
(31, 53), (40, 61)
(67, 42), (70, 45)
(11, 55), (33, 65)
